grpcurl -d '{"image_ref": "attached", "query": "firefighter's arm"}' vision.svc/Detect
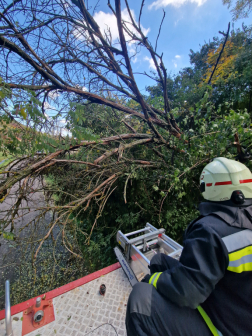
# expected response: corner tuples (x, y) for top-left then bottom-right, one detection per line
(148, 223), (229, 308)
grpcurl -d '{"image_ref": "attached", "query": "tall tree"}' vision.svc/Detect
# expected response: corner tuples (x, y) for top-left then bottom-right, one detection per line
(0, 0), (251, 263)
(223, 0), (252, 20)
(0, 0), (183, 256)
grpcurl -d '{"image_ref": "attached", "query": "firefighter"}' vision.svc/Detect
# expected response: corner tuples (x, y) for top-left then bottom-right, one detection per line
(126, 157), (252, 336)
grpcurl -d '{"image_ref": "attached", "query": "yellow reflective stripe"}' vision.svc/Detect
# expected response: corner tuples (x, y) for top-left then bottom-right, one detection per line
(228, 245), (252, 261)
(197, 306), (221, 336)
(228, 262), (252, 273)
(149, 273), (156, 284)
(152, 272), (162, 289)
(148, 272), (162, 288)
(227, 245), (252, 273)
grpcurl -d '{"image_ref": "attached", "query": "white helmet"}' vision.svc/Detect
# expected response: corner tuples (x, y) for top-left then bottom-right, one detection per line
(200, 157), (252, 203)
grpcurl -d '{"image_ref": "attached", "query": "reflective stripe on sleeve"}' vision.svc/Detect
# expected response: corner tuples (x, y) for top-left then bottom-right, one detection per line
(149, 273), (157, 284)
(197, 306), (223, 336)
(222, 229), (252, 253)
(227, 245), (252, 273)
(149, 272), (162, 289)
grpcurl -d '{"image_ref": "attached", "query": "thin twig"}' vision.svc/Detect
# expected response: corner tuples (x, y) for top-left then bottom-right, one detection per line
(138, 0), (145, 28)
(124, 173), (131, 204)
(155, 10), (165, 52)
(158, 159), (210, 223)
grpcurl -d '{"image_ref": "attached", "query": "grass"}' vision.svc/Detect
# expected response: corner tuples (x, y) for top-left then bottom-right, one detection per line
(0, 151), (14, 169)
(0, 152), (7, 161)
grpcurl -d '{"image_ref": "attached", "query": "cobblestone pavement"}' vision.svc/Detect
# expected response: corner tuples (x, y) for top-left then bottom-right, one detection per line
(0, 267), (132, 336)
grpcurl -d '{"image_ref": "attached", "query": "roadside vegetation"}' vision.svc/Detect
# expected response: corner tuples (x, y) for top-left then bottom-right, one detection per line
(0, 153), (12, 168)
(0, 0), (251, 305)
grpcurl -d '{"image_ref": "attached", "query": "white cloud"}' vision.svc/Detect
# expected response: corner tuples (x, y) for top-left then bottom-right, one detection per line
(59, 119), (66, 125)
(73, 9), (150, 64)
(44, 102), (53, 110)
(93, 11), (118, 43)
(74, 84), (88, 91)
(174, 17), (183, 26)
(61, 128), (72, 137)
(48, 90), (60, 100)
(93, 8), (150, 45)
(132, 56), (138, 63)
(172, 55), (182, 68)
(144, 56), (157, 71)
(148, 0), (207, 10)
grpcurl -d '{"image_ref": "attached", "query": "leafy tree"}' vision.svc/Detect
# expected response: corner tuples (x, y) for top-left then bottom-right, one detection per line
(202, 40), (240, 84)
(223, 0), (252, 20)
(0, 0), (251, 279)
(201, 27), (252, 112)
(146, 26), (252, 114)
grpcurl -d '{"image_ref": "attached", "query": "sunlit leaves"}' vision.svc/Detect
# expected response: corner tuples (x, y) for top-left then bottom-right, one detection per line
(2, 232), (14, 240)
(203, 41), (241, 85)
(20, 108), (27, 120)
(222, 0), (252, 20)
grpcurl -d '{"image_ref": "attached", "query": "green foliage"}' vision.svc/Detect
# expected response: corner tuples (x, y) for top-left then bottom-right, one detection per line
(1, 231), (14, 240)
(223, 0), (252, 20)
(67, 103), (100, 141)
(147, 27), (252, 117)
(0, 4), (251, 315)
(0, 241), (88, 310)
(0, 80), (103, 160)
(47, 93), (252, 271)
(1, 25), (252, 280)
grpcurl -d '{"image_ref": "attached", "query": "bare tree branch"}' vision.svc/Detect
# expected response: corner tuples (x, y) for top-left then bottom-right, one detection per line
(208, 22), (231, 85)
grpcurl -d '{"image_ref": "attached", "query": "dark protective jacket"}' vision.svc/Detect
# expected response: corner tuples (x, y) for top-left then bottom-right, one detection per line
(151, 202), (252, 336)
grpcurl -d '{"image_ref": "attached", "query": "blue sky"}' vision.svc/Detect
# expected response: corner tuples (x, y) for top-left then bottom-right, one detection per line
(91, 0), (251, 92)
(42, 0), (251, 132)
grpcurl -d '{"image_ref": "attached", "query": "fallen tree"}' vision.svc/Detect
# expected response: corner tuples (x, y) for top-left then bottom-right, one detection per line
(0, 0), (251, 266)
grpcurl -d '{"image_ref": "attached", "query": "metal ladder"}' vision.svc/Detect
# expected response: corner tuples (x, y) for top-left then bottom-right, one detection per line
(116, 223), (183, 281)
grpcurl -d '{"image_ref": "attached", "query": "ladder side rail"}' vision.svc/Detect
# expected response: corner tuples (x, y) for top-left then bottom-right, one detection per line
(168, 249), (183, 258)
(131, 244), (150, 265)
(128, 228), (165, 245)
(134, 238), (158, 250)
(161, 234), (183, 250)
(146, 223), (158, 231)
(147, 222), (183, 250)
(125, 228), (150, 237)
(117, 230), (130, 250)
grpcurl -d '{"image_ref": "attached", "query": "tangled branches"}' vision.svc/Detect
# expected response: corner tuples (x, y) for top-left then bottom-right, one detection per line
(0, 0), (250, 266)
(0, 0), (185, 258)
